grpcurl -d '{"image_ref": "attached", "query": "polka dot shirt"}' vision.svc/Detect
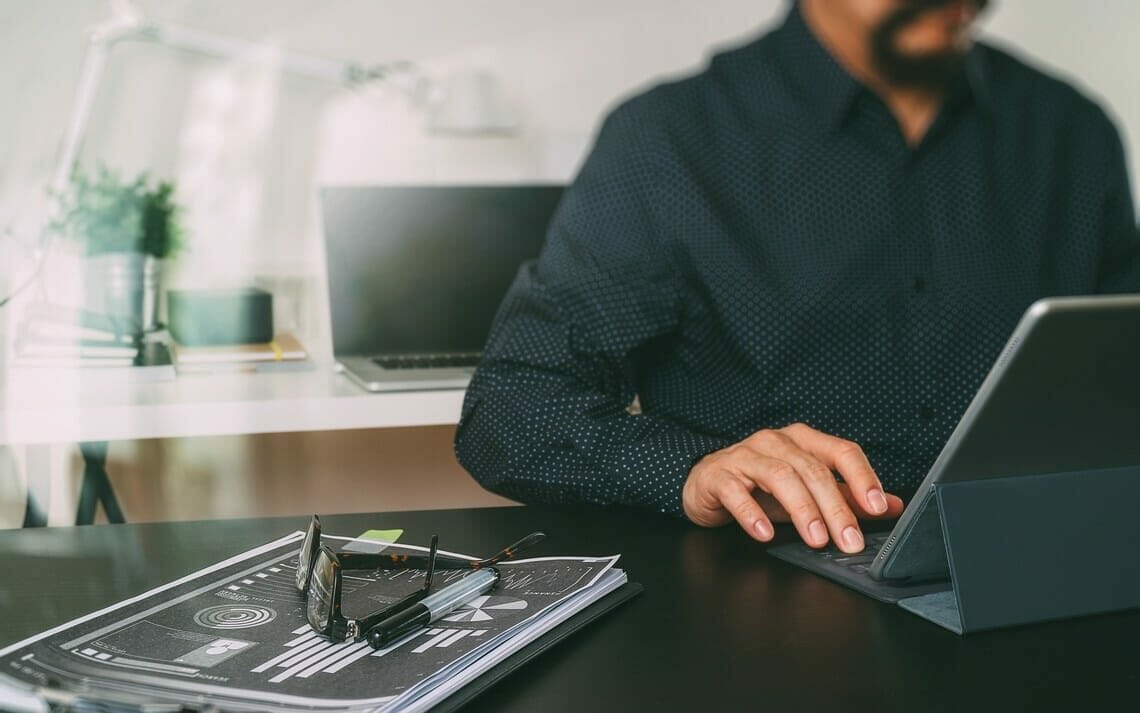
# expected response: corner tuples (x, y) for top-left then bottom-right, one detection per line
(454, 4), (1140, 518)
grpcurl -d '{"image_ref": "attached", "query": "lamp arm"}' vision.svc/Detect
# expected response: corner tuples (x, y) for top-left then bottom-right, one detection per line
(53, 6), (411, 191)
(52, 39), (113, 195)
(145, 22), (351, 84)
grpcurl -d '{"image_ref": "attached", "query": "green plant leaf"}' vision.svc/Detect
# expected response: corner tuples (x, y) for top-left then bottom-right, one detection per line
(52, 165), (186, 259)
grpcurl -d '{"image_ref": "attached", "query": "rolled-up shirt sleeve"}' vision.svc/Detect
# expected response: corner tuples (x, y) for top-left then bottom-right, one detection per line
(454, 104), (732, 516)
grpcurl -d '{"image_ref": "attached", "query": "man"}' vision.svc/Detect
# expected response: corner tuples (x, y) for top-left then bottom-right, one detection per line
(455, 0), (1140, 554)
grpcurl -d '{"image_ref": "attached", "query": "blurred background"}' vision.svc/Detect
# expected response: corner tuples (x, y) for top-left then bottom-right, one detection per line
(0, 0), (1137, 528)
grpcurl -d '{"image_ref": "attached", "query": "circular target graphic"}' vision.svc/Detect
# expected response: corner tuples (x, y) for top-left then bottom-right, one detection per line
(441, 595), (527, 623)
(194, 605), (277, 630)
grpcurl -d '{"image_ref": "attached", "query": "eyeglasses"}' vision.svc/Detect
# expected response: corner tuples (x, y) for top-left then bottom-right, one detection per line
(297, 515), (440, 642)
(296, 515), (546, 642)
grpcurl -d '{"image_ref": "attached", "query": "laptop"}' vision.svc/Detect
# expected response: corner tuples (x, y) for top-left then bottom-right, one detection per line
(320, 185), (564, 392)
(770, 294), (1140, 606)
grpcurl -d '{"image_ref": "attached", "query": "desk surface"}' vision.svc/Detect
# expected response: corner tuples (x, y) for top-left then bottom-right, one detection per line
(1, 506), (1135, 712)
(0, 362), (465, 445)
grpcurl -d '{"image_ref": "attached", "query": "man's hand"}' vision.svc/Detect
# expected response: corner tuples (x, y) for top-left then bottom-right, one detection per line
(682, 423), (905, 553)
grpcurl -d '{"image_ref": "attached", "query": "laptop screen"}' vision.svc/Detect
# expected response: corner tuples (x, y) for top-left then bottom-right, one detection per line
(321, 185), (564, 357)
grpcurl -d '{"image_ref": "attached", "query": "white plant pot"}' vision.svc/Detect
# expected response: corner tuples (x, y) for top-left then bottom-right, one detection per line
(83, 252), (161, 334)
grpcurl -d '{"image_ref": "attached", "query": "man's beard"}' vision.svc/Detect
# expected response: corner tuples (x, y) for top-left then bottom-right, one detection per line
(869, 0), (990, 89)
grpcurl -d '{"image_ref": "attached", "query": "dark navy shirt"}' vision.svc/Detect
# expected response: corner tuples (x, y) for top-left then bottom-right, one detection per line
(455, 5), (1140, 516)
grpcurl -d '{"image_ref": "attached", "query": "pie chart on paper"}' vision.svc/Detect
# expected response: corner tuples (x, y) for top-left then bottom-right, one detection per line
(441, 595), (528, 622)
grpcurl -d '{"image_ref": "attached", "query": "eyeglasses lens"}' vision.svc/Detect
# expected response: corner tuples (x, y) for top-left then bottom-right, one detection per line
(307, 550), (336, 633)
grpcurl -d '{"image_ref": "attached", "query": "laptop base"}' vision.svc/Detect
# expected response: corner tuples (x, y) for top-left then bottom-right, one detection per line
(335, 358), (472, 392)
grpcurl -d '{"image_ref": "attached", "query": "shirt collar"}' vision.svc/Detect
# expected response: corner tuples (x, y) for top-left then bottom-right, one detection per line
(774, 1), (994, 129)
(774, 2), (862, 130)
(960, 48), (995, 120)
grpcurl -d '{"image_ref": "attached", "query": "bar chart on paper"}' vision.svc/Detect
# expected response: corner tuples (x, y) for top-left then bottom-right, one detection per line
(250, 625), (492, 684)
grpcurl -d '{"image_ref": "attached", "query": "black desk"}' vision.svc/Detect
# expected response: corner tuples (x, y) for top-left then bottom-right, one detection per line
(1, 506), (1136, 711)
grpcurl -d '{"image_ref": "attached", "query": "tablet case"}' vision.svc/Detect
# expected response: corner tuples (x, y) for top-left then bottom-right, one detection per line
(898, 464), (1140, 634)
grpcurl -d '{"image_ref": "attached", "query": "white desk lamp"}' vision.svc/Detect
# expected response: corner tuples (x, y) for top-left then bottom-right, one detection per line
(0, 0), (518, 308)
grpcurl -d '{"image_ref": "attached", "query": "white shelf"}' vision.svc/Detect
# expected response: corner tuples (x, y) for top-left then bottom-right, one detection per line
(0, 361), (465, 445)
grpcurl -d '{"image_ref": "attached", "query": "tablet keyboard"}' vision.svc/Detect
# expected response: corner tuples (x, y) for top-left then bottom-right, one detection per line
(811, 532), (890, 575)
(768, 531), (950, 604)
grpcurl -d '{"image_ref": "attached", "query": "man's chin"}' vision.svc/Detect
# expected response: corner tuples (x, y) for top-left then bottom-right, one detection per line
(874, 48), (969, 89)
(870, 0), (983, 89)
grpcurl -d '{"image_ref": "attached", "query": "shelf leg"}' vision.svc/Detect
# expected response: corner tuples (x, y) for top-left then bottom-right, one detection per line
(21, 446), (50, 528)
(77, 442), (125, 525)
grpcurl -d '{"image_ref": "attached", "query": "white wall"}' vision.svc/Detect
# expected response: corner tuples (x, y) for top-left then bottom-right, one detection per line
(1, 0), (1137, 355)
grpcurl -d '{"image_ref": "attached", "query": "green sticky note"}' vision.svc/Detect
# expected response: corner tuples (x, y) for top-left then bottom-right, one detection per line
(359, 528), (403, 543)
(340, 528), (404, 555)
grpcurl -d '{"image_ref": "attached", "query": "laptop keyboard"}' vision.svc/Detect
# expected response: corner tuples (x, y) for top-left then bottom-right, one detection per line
(372, 353), (481, 369)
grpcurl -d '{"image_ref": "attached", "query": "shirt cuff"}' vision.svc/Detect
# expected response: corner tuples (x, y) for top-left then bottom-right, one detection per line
(612, 428), (735, 517)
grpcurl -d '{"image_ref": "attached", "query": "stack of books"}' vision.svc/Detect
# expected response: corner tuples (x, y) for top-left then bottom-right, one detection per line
(11, 303), (175, 380)
(172, 332), (313, 374)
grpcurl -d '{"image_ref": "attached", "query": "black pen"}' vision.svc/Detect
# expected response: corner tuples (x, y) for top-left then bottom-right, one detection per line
(367, 567), (500, 649)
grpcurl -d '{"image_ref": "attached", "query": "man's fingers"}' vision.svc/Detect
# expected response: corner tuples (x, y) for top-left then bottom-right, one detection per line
(782, 423), (889, 517)
(753, 432), (863, 552)
(756, 488), (903, 522)
(835, 483), (907, 520)
(721, 443), (825, 546)
(712, 476), (775, 542)
(682, 429), (908, 552)
(744, 457), (829, 548)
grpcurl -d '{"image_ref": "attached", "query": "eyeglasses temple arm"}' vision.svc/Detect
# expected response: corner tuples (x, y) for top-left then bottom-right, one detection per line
(353, 536), (438, 640)
(493, 532), (546, 562)
(424, 535), (439, 590)
(335, 551), (474, 570)
(337, 531), (546, 571)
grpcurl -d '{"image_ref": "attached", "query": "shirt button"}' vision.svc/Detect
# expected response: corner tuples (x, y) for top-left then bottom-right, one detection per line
(913, 276), (926, 293)
(918, 406), (935, 421)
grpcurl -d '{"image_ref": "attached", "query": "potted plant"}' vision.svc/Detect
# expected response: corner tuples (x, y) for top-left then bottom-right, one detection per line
(51, 166), (185, 334)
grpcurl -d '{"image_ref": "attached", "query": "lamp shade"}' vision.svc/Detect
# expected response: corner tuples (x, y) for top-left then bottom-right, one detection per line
(427, 70), (519, 136)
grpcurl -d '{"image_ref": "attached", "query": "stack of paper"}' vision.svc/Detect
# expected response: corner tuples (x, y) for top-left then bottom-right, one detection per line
(0, 532), (638, 712)
(8, 303), (176, 381)
(13, 302), (140, 367)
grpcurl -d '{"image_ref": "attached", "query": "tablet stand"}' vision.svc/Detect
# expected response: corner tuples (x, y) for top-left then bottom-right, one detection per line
(897, 464), (1140, 633)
